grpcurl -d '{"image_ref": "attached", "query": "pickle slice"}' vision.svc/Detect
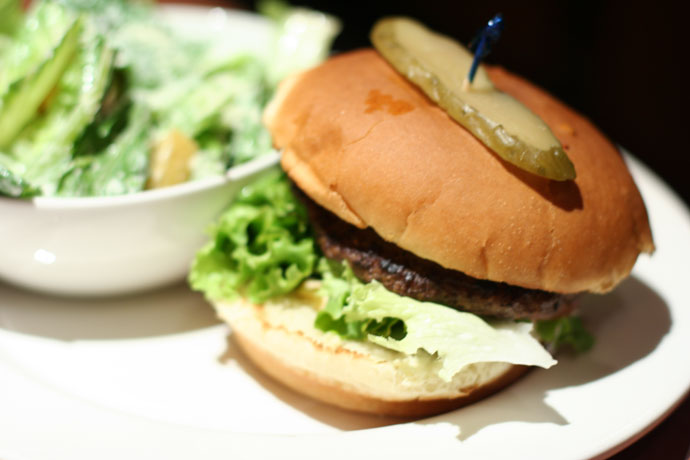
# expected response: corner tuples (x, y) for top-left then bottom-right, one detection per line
(371, 17), (575, 181)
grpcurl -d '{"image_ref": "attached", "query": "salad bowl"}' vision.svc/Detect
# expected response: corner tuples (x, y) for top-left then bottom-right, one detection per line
(0, 1), (338, 296)
(0, 152), (280, 296)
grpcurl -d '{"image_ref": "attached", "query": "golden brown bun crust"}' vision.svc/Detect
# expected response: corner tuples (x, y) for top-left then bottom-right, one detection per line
(216, 297), (528, 417)
(265, 49), (654, 294)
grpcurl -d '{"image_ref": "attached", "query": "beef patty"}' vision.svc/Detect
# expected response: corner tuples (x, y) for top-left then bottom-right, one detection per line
(300, 192), (576, 321)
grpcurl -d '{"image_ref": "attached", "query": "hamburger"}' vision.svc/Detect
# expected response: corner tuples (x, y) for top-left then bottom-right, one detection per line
(189, 34), (653, 417)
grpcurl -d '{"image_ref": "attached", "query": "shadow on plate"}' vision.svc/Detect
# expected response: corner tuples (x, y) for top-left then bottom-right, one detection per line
(0, 280), (220, 340)
(417, 275), (671, 440)
(215, 276), (671, 439)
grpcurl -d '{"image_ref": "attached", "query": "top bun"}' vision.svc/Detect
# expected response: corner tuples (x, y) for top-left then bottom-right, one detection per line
(264, 49), (654, 294)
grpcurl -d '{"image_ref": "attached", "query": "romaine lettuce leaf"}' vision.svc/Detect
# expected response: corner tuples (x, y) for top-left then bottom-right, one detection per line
(0, 2), (74, 95)
(189, 171), (317, 303)
(112, 19), (203, 89)
(9, 30), (114, 195)
(0, 0), (22, 38)
(70, 68), (130, 160)
(0, 154), (39, 198)
(259, 0), (341, 86)
(56, 103), (151, 196)
(0, 15), (81, 150)
(138, 54), (273, 180)
(54, 0), (149, 32)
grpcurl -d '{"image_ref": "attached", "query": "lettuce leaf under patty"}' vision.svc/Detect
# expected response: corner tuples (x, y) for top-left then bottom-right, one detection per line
(314, 259), (407, 341)
(535, 316), (594, 353)
(344, 281), (556, 381)
(313, 260), (555, 381)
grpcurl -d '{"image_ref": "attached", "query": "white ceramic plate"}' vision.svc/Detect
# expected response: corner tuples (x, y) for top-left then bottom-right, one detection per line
(2, 6), (689, 459)
(1, 153), (689, 460)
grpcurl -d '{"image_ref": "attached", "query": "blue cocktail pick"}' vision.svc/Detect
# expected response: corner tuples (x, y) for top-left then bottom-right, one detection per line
(465, 13), (504, 87)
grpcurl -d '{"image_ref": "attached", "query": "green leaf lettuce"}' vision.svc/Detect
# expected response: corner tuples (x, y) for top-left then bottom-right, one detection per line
(189, 171), (317, 303)
(535, 316), (595, 353)
(190, 175), (562, 382)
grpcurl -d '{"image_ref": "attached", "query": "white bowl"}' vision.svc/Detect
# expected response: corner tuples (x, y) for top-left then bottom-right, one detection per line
(0, 5), (283, 297)
(0, 153), (280, 296)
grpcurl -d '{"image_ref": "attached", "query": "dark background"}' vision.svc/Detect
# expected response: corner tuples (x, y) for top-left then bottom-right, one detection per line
(242, 0), (689, 208)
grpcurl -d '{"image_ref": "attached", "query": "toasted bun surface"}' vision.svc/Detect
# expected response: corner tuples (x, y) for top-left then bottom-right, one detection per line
(214, 293), (527, 417)
(265, 49), (653, 294)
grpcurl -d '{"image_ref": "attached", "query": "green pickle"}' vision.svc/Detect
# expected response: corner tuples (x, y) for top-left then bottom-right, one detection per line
(371, 17), (576, 181)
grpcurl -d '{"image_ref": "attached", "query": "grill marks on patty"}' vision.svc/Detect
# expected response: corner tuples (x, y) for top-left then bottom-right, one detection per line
(300, 191), (576, 321)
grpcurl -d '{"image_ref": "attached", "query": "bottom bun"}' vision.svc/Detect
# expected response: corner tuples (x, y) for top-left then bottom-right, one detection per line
(213, 291), (529, 417)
